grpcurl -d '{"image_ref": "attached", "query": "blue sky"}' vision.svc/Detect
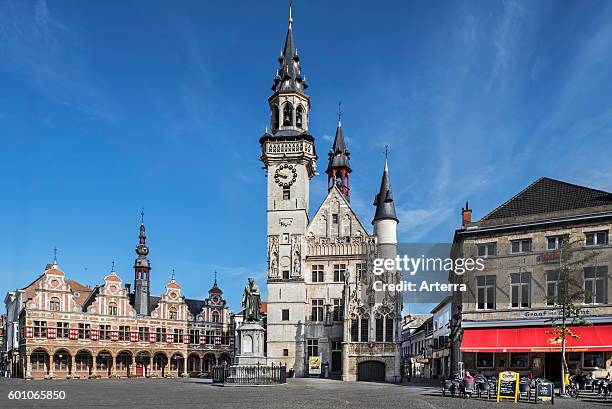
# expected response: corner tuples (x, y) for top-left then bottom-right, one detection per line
(1, 0), (611, 314)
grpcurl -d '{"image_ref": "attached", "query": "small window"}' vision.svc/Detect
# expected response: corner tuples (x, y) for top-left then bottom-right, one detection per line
(332, 299), (343, 321)
(283, 348), (289, 357)
(169, 308), (178, 320)
(546, 270), (559, 305)
(476, 275), (496, 310)
(212, 311), (220, 323)
(108, 302), (118, 316)
(584, 266), (607, 304)
(511, 239), (532, 254)
(296, 105), (304, 128)
(283, 187), (290, 200)
(283, 103), (293, 126)
(510, 272), (531, 308)
(311, 265), (324, 282)
(282, 309), (289, 321)
(476, 352), (494, 368)
(547, 235), (568, 250)
(510, 353), (529, 368)
(477, 243), (497, 257)
(311, 299), (324, 321)
(307, 339), (318, 357)
(584, 352), (604, 368)
(282, 270), (290, 280)
(586, 231), (609, 246)
(332, 214), (339, 224)
(333, 264), (346, 282)
(49, 297), (60, 311)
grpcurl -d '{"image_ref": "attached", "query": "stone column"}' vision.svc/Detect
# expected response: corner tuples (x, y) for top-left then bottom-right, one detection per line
(182, 356), (188, 377)
(110, 353), (116, 377)
(49, 353), (55, 377)
(70, 354), (76, 376)
(25, 355), (32, 379)
(91, 354), (97, 376)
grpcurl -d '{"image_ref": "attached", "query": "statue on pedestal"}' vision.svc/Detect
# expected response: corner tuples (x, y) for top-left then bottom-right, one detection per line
(241, 277), (261, 322)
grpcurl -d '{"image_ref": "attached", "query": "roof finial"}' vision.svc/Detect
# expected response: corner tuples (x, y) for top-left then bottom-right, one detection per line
(53, 247), (58, 266)
(214, 270), (218, 286)
(289, 0), (293, 28)
(171, 269), (176, 283)
(338, 100), (342, 127)
(140, 207), (145, 224)
(384, 145), (389, 171)
(111, 260), (116, 272)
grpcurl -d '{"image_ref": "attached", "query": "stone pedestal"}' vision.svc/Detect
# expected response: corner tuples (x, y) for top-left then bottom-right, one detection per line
(235, 320), (266, 365)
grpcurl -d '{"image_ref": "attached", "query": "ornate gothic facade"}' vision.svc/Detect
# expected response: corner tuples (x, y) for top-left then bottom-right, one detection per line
(260, 9), (403, 381)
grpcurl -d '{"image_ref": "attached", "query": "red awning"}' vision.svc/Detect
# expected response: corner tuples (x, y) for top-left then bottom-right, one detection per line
(461, 325), (612, 352)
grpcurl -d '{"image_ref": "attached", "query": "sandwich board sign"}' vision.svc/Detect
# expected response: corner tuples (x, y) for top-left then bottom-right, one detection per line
(308, 356), (321, 376)
(535, 380), (554, 404)
(497, 371), (519, 402)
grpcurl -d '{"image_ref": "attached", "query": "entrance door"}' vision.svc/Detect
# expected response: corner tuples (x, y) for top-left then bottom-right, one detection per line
(331, 351), (342, 374)
(357, 361), (385, 382)
(544, 352), (562, 382)
(136, 362), (144, 377)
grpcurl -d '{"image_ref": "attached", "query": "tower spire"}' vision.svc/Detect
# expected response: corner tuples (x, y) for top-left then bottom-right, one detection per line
(133, 211), (151, 315)
(326, 104), (351, 198)
(271, 0), (307, 94)
(372, 154), (398, 224)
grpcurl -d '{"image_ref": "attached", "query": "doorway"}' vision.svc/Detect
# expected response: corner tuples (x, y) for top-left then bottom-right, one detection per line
(544, 352), (562, 382)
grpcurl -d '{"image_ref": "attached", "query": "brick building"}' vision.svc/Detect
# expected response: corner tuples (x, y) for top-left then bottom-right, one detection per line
(4, 218), (233, 379)
(451, 177), (612, 380)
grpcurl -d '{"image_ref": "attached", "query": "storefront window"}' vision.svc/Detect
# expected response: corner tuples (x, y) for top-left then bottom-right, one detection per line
(476, 353), (494, 368)
(510, 353), (529, 368)
(584, 352), (604, 368)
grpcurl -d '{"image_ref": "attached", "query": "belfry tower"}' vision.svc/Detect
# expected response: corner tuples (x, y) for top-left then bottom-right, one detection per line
(259, 3), (317, 375)
(133, 211), (151, 315)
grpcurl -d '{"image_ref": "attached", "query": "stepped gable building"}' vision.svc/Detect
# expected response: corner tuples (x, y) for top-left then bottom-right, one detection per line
(260, 7), (403, 382)
(451, 177), (612, 380)
(4, 218), (233, 379)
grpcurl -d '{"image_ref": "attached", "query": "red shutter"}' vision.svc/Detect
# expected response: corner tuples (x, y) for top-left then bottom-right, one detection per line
(47, 328), (56, 339)
(25, 327), (33, 339)
(69, 329), (78, 340)
(110, 331), (119, 341)
(149, 332), (156, 343)
(130, 332), (138, 342)
(90, 329), (99, 341)
(199, 335), (206, 344)
(183, 334), (190, 344)
(166, 333), (174, 343)
(214, 336), (221, 345)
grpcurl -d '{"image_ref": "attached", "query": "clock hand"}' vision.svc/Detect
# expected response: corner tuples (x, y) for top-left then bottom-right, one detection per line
(279, 174), (288, 179)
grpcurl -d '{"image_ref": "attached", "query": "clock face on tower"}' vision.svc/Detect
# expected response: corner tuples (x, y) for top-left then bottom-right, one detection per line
(274, 164), (297, 187)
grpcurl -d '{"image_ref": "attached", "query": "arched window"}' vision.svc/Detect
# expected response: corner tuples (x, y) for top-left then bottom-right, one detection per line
(283, 103), (293, 126)
(271, 105), (279, 131)
(212, 311), (220, 323)
(107, 302), (118, 316)
(49, 297), (60, 312)
(296, 105), (304, 128)
(169, 308), (178, 320)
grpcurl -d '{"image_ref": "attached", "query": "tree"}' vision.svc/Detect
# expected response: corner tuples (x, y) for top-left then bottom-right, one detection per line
(545, 235), (599, 395)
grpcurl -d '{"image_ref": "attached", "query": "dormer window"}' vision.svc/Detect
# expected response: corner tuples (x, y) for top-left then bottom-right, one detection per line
(169, 308), (178, 320)
(283, 103), (293, 126)
(49, 297), (60, 311)
(108, 302), (118, 316)
(212, 311), (220, 323)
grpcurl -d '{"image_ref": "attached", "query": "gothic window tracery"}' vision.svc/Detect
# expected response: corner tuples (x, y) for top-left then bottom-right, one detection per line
(283, 103), (293, 126)
(296, 105), (304, 128)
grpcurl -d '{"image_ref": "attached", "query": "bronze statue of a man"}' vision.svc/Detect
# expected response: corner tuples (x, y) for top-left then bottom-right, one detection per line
(241, 277), (261, 321)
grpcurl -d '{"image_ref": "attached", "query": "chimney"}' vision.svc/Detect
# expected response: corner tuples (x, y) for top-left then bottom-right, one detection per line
(462, 201), (472, 227)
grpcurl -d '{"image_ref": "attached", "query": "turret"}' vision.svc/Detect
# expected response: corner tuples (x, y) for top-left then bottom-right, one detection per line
(326, 111), (351, 198)
(133, 210), (151, 315)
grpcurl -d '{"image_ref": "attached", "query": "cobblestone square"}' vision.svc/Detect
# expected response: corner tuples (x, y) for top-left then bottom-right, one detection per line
(0, 378), (602, 409)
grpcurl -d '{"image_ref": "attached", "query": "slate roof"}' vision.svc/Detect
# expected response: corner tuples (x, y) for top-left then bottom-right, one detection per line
(326, 123), (351, 172)
(271, 23), (308, 93)
(372, 161), (398, 224)
(185, 298), (205, 316)
(481, 177), (612, 221)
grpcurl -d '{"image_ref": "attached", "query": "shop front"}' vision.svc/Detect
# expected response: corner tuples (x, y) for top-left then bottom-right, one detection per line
(460, 324), (612, 380)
